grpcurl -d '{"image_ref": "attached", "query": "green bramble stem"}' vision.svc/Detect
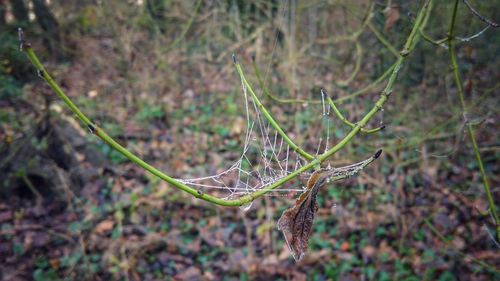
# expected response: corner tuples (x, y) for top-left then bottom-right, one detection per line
(447, 0), (499, 239)
(18, 0), (432, 207)
(324, 89), (385, 134)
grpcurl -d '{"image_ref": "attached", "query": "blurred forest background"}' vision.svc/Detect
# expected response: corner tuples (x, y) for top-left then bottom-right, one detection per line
(0, 0), (499, 280)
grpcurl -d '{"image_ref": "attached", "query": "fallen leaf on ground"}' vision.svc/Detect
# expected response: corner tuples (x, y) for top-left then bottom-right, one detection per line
(174, 266), (201, 281)
(95, 220), (114, 234)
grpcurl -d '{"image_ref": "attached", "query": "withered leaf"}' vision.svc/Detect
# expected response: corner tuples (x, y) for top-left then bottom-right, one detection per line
(277, 150), (382, 261)
(94, 220), (114, 234)
(277, 169), (328, 261)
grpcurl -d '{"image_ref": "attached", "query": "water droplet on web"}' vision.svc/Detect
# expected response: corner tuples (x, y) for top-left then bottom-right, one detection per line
(240, 201), (253, 212)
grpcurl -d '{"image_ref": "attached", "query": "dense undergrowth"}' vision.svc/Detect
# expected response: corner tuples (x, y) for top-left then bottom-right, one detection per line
(0, 0), (499, 280)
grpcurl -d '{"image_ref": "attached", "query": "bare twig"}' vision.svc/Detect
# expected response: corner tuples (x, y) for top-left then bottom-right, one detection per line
(455, 25), (490, 42)
(322, 89), (385, 134)
(463, 0), (499, 28)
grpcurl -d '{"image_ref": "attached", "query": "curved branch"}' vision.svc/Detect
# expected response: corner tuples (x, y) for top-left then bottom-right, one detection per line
(323, 89), (385, 134)
(462, 0), (499, 28)
(419, 30), (448, 49)
(334, 61), (396, 103)
(367, 22), (399, 57)
(335, 41), (363, 87)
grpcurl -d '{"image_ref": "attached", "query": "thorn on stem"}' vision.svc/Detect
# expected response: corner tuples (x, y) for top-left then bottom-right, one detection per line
(374, 149), (383, 159)
(383, 89), (393, 97)
(37, 70), (45, 79)
(87, 124), (96, 134)
(320, 88), (331, 100)
(17, 27), (31, 51)
(232, 54), (237, 64)
(322, 88), (336, 100)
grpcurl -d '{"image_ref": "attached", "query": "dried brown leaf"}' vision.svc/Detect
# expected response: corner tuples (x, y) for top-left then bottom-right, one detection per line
(277, 170), (327, 261)
(277, 150), (382, 261)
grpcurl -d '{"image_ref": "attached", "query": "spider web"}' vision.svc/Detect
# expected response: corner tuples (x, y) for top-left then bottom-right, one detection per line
(171, 0), (388, 211)
(175, 74), (333, 210)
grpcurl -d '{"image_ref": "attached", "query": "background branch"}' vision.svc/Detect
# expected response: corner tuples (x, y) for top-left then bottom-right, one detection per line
(447, 0), (499, 239)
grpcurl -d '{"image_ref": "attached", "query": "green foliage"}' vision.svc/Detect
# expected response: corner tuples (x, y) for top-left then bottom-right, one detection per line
(135, 104), (165, 122)
(33, 258), (60, 281)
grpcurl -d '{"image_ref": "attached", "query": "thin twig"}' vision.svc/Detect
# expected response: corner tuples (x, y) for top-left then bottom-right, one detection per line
(462, 0), (499, 28)
(367, 22), (399, 57)
(166, 0), (203, 50)
(335, 41), (364, 87)
(455, 25), (490, 42)
(323, 89), (385, 134)
(419, 30), (448, 49)
(447, 0), (499, 239)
